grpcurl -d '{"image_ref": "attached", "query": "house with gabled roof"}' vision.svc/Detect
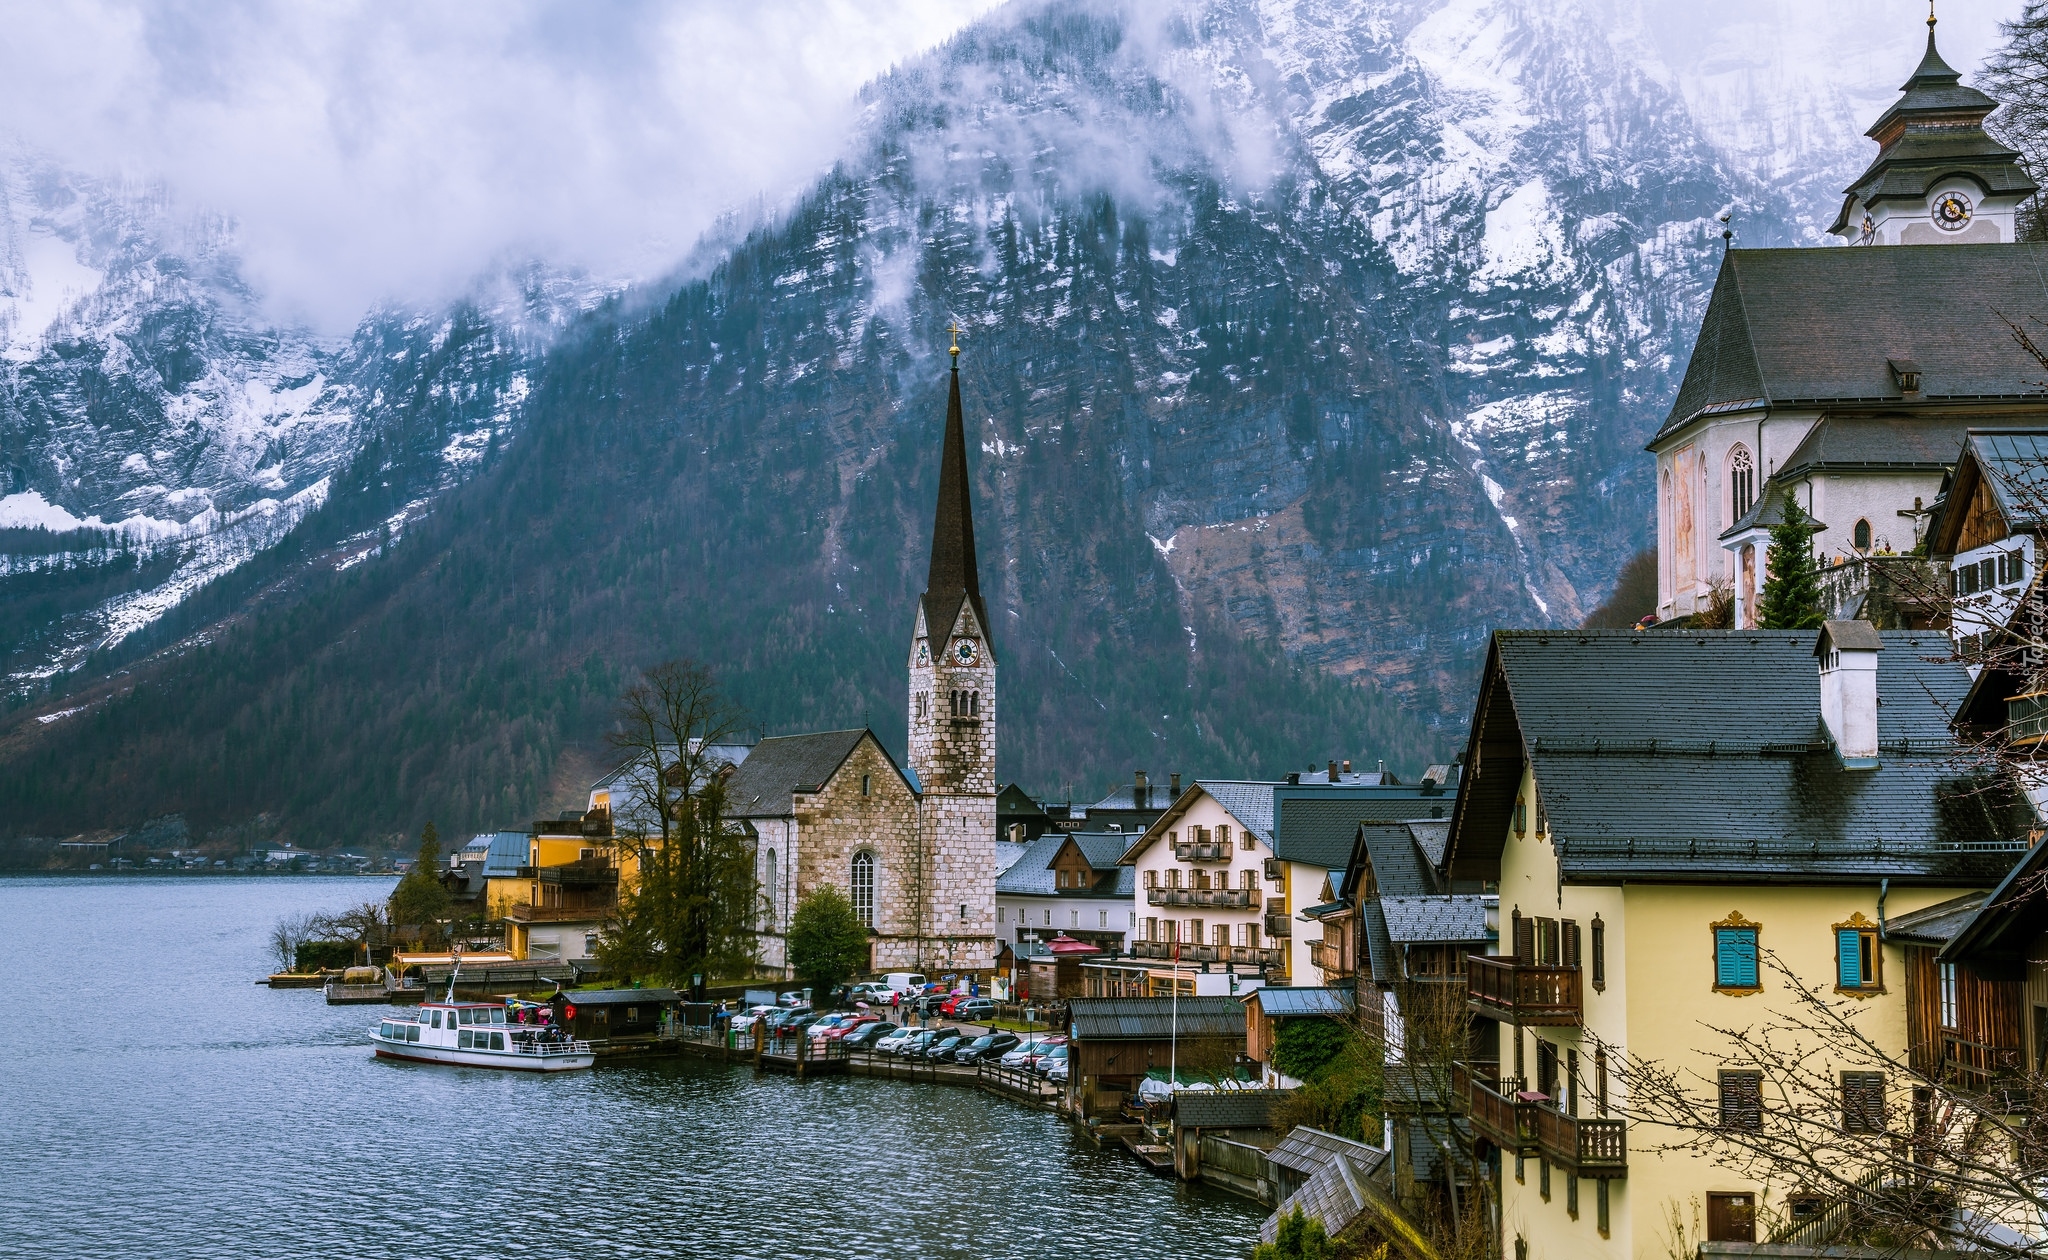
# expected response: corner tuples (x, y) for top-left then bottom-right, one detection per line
(994, 829), (1136, 953)
(1445, 623), (2031, 1256)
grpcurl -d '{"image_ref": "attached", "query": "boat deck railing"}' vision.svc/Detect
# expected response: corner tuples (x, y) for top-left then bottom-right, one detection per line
(510, 1037), (593, 1056)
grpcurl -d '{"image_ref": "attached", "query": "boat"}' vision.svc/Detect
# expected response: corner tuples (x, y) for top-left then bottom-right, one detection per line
(368, 960), (593, 1071)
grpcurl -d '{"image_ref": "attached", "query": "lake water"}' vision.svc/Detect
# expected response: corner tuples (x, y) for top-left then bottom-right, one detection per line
(0, 876), (1262, 1259)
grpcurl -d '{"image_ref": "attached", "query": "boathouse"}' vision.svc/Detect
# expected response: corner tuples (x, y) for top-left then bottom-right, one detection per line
(1065, 996), (1245, 1116)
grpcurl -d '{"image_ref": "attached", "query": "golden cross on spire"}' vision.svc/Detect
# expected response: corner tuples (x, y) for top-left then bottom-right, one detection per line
(1928, 0), (1936, 29)
(948, 320), (961, 359)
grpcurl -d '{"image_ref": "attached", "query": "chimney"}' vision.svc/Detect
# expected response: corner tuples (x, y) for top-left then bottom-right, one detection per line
(1817, 621), (1884, 769)
(1342, 759), (1351, 776)
(1169, 772), (1182, 798)
(1328, 759), (1339, 782)
(1134, 769), (1149, 809)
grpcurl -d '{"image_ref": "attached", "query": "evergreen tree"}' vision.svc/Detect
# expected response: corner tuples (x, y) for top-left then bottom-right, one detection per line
(389, 821), (451, 930)
(1759, 498), (1826, 630)
(787, 887), (870, 997)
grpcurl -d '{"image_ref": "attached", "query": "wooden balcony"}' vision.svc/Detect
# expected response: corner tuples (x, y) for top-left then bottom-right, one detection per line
(1128, 940), (1283, 968)
(1462, 1065), (1539, 1155)
(1533, 1106), (1627, 1177)
(1174, 839), (1232, 862)
(505, 902), (612, 924)
(1308, 940), (1349, 976)
(1466, 954), (1581, 1025)
(1942, 1032), (2025, 1095)
(1146, 887), (1255, 908)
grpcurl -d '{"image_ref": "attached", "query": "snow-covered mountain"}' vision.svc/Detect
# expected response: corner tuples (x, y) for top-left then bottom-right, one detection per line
(0, 143), (615, 686)
(0, 0), (1993, 843)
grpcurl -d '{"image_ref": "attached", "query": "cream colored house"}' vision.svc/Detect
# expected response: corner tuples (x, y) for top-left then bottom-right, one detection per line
(1445, 625), (2027, 1256)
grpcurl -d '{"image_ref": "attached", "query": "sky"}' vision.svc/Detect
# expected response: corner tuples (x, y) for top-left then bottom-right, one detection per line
(0, 0), (1003, 330)
(0, 0), (2022, 333)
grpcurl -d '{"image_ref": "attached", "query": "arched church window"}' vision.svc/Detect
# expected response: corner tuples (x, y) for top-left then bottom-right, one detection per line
(764, 850), (777, 921)
(1853, 519), (1872, 552)
(1729, 446), (1755, 521)
(850, 850), (875, 927)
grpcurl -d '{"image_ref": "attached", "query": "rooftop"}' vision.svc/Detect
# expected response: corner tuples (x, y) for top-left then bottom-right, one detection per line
(1069, 997), (1246, 1040)
(724, 730), (887, 819)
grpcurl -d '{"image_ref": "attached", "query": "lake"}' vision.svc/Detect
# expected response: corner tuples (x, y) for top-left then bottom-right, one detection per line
(0, 876), (1263, 1259)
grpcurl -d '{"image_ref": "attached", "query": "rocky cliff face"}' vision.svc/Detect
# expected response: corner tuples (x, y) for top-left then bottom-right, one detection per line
(0, 0), (1920, 841)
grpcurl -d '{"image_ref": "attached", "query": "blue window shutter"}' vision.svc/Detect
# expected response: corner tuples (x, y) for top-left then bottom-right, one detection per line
(1737, 931), (1758, 987)
(1838, 929), (1862, 988)
(1717, 928), (1758, 987)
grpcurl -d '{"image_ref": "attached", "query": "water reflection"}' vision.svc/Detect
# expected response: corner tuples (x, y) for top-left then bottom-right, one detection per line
(0, 877), (1261, 1259)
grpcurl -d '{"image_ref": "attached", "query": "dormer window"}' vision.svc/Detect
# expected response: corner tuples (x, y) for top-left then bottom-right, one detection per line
(1888, 358), (1922, 396)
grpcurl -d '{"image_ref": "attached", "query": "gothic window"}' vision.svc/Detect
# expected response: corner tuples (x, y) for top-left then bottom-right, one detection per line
(850, 850), (875, 927)
(861, 774), (872, 797)
(764, 849), (777, 921)
(1729, 446), (1756, 520)
(1853, 519), (1872, 552)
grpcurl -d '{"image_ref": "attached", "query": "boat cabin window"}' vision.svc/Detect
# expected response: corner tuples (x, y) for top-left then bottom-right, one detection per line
(432, 1011), (443, 1028)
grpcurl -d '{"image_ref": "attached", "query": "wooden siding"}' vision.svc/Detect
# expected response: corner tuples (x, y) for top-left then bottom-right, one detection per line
(1905, 944), (2023, 1080)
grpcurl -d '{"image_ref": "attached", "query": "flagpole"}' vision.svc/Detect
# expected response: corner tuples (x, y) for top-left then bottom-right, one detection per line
(1170, 937), (1178, 1091)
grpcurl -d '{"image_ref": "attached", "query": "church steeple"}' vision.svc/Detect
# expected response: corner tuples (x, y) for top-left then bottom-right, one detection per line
(1829, 10), (2036, 244)
(919, 331), (990, 662)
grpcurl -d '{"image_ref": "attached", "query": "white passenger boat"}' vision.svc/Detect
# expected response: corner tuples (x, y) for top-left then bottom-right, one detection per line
(369, 968), (594, 1071)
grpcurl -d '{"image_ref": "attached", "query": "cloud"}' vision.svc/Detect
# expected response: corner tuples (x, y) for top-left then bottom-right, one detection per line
(0, 0), (1002, 331)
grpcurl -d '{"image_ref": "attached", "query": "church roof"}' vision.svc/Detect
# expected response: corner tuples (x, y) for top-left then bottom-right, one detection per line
(1660, 247), (2048, 437)
(920, 360), (992, 656)
(723, 729), (889, 818)
(1829, 23), (2036, 236)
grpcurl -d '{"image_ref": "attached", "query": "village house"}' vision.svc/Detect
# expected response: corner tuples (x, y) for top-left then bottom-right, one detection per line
(1650, 18), (2048, 625)
(1926, 430), (2048, 664)
(994, 829), (1136, 953)
(1444, 624), (2028, 1256)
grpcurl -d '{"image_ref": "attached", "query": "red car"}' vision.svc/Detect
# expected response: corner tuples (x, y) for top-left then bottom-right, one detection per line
(938, 992), (978, 1016)
(819, 1014), (880, 1041)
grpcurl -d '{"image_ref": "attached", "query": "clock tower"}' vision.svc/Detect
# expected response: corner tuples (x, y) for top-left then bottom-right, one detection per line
(905, 335), (996, 972)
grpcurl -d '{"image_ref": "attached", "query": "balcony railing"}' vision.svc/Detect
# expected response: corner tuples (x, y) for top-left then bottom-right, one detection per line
(1308, 940), (1348, 975)
(1263, 913), (1292, 939)
(1463, 1067), (1539, 1155)
(1943, 1032), (2025, 1094)
(1146, 887), (1256, 908)
(506, 903), (615, 923)
(1128, 941), (1284, 968)
(1174, 839), (1232, 862)
(1534, 1106), (1627, 1176)
(1466, 955), (1581, 1025)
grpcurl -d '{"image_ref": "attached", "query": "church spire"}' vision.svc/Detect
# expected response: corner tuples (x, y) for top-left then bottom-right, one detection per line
(921, 332), (988, 655)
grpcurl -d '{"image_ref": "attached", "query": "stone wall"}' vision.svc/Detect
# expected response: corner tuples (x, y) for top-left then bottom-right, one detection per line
(790, 733), (923, 966)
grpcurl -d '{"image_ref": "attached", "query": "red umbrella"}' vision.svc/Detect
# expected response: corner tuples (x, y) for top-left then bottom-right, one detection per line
(1046, 934), (1100, 955)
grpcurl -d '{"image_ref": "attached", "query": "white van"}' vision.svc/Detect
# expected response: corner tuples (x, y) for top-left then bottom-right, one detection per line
(881, 972), (927, 995)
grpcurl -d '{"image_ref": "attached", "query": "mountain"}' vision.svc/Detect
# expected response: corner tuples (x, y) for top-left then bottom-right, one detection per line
(0, 0), (1932, 849)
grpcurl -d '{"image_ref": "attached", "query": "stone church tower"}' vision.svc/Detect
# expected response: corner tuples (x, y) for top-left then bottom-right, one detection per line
(904, 339), (997, 973)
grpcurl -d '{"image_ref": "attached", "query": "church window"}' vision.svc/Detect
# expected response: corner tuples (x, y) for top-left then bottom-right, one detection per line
(764, 850), (777, 922)
(970, 691), (980, 716)
(1100, 910), (1109, 928)
(861, 774), (872, 796)
(1853, 519), (1872, 552)
(850, 851), (876, 927)
(1729, 446), (1756, 520)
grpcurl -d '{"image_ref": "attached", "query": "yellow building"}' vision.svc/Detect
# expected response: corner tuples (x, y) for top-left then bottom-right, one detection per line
(1444, 625), (2027, 1256)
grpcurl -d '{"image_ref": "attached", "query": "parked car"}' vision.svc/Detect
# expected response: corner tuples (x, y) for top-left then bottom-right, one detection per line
(730, 1005), (777, 1032)
(953, 998), (996, 1022)
(1000, 1035), (1063, 1067)
(874, 1027), (920, 1055)
(843, 1021), (897, 1049)
(778, 990), (812, 1008)
(952, 1032), (1020, 1064)
(923, 1032), (969, 1060)
(885, 1029), (935, 1057)
(847, 982), (894, 1005)
(821, 1014), (880, 1041)
(805, 1014), (853, 1038)
(938, 991), (979, 1017)
(1032, 1044), (1069, 1077)
(1046, 1059), (1069, 1085)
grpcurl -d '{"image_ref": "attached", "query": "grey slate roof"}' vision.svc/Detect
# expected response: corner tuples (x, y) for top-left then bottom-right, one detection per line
(1883, 893), (1990, 947)
(1260, 1130), (1392, 1247)
(1250, 987), (1354, 1019)
(1268, 1126), (1383, 1178)
(724, 730), (879, 818)
(1379, 895), (1492, 944)
(994, 841), (1032, 875)
(1720, 477), (1826, 541)
(1360, 903), (1399, 986)
(1962, 431), (2048, 533)
(1277, 796), (1454, 871)
(552, 988), (680, 1005)
(1358, 823), (1438, 898)
(1659, 247), (2048, 436)
(993, 831), (1135, 897)
(1200, 781), (1278, 846)
(1174, 1090), (1286, 1130)
(1406, 820), (1451, 869)
(481, 831), (528, 878)
(1069, 997), (1245, 1040)
(1446, 629), (2033, 886)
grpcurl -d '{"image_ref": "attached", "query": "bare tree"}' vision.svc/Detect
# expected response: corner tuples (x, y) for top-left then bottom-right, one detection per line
(598, 660), (761, 986)
(1984, 4), (2048, 241)
(1608, 942), (2048, 1257)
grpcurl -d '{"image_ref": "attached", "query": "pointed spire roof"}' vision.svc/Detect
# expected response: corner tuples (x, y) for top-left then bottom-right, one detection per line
(1828, 13), (2033, 236)
(920, 345), (991, 656)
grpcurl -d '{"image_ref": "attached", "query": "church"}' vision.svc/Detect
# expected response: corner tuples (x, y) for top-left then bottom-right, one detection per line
(1651, 13), (2048, 626)
(721, 339), (998, 980)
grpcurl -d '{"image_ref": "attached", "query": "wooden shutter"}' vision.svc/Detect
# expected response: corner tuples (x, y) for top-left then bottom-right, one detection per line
(1837, 929), (1862, 988)
(1716, 928), (1758, 988)
(1843, 1072), (1885, 1133)
(1537, 917), (1559, 965)
(1591, 916), (1606, 990)
(1719, 1070), (1762, 1130)
(1514, 910), (1534, 963)
(1562, 920), (1581, 969)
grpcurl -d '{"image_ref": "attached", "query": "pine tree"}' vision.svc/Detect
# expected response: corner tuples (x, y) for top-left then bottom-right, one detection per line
(389, 821), (451, 931)
(1759, 498), (1826, 630)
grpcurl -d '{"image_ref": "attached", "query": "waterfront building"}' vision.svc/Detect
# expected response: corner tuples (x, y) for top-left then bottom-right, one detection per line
(994, 830), (1137, 953)
(1065, 996), (1246, 1117)
(1649, 16), (2048, 625)
(1445, 625), (2027, 1255)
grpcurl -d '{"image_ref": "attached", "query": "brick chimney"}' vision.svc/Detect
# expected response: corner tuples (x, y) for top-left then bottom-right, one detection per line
(1169, 772), (1182, 798)
(1134, 769), (1149, 810)
(1327, 759), (1339, 782)
(1817, 621), (1883, 770)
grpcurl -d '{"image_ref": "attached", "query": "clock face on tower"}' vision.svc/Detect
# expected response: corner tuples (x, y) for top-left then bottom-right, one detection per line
(1933, 192), (1974, 232)
(916, 642), (930, 666)
(954, 638), (978, 665)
